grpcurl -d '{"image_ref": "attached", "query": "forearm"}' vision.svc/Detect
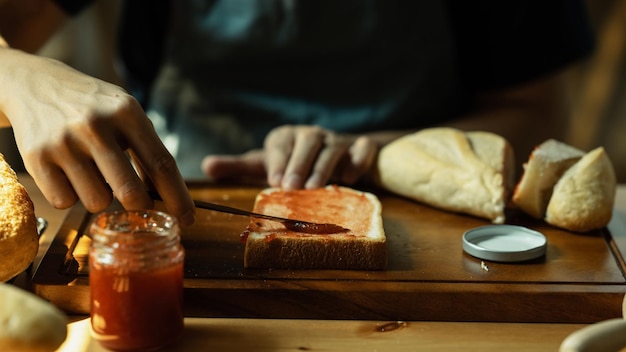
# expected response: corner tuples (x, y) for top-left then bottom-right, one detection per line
(0, 47), (47, 127)
(0, 47), (29, 128)
(0, 0), (67, 127)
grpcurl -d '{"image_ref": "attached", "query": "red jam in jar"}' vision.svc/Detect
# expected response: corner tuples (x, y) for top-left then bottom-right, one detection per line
(88, 210), (185, 351)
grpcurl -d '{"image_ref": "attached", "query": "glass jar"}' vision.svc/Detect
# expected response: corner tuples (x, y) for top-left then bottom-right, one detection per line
(88, 210), (185, 351)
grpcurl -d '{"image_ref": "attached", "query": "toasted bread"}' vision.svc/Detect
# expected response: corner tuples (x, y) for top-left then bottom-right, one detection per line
(243, 185), (386, 270)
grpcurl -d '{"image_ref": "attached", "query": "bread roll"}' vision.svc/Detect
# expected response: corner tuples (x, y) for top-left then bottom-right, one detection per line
(0, 153), (39, 282)
(559, 318), (626, 352)
(512, 139), (585, 219)
(243, 185), (386, 270)
(545, 147), (616, 232)
(374, 127), (514, 223)
(0, 283), (67, 352)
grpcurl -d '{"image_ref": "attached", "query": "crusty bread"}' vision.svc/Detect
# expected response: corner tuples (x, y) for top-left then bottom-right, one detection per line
(243, 185), (386, 270)
(512, 139), (617, 232)
(466, 130), (516, 195)
(512, 139), (585, 219)
(545, 147), (616, 232)
(0, 283), (67, 352)
(0, 153), (39, 282)
(374, 127), (514, 223)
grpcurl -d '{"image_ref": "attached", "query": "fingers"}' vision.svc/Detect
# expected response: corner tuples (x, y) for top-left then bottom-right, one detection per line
(90, 146), (150, 211)
(265, 126), (329, 190)
(23, 135), (124, 214)
(264, 126), (295, 187)
(281, 127), (328, 190)
(263, 125), (375, 191)
(339, 136), (378, 184)
(20, 93), (195, 226)
(21, 122), (121, 214)
(24, 159), (79, 210)
(7, 56), (193, 225)
(58, 155), (114, 212)
(300, 132), (346, 189)
(87, 103), (195, 226)
(71, 98), (156, 216)
(119, 112), (195, 227)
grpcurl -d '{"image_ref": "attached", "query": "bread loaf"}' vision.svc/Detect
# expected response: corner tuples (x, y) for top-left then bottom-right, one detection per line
(243, 185), (386, 270)
(0, 153), (39, 282)
(559, 318), (626, 352)
(545, 147), (616, 232)
(513, 140), (616, 232)
(512, 139), (585, 219)
(0, 283), (67, 352)
(374, 127), (514, 223)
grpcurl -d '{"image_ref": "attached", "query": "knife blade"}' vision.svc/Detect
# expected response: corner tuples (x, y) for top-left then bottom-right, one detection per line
(148, 191), (349, 234)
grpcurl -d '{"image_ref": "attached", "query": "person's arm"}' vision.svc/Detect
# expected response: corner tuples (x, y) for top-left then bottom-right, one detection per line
(0, 0), (66, 127)
(202, 67), (571, 190)
(0, 0), (195, 226)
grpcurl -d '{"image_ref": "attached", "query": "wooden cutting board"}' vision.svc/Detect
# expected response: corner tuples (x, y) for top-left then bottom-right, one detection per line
(32, 183), (626, 323)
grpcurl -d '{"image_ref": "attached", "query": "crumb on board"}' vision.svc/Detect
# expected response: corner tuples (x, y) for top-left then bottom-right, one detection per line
(481, 261), (489, 272)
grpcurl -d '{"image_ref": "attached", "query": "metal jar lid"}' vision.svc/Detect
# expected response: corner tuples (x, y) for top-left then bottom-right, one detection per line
(462, 225), (547, 262)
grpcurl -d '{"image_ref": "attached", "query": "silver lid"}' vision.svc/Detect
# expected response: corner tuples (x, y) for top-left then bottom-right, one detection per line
(462, 225), (547, 262)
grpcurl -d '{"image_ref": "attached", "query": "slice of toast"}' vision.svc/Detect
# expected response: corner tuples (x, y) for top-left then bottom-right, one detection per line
(243, 185), (387, 270)
(512, 139), (584, 219)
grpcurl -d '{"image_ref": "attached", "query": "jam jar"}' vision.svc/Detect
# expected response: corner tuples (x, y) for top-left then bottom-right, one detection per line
(88, 210), (185, 351)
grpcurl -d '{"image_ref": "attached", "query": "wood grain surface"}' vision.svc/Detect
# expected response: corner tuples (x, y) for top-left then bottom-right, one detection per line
(56, 316), (585, 352)
(32, 183), (626, 323)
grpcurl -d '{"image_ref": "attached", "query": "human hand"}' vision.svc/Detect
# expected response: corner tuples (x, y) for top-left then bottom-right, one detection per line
(1, 52), (195, 225)
(202, 125), (378, 190)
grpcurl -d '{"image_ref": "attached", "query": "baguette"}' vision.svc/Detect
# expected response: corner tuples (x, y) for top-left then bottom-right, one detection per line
(0, 153), (39, 282)
(374, 127), (514, 223)
(243, 185), (386, 270)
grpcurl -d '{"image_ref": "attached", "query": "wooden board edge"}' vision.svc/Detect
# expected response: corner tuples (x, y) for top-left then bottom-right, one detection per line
(608, 209), (626, 277)
(31, 203), (91, 285)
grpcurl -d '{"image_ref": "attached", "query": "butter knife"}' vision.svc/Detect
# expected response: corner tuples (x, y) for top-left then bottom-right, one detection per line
(148, 191), (349, 234)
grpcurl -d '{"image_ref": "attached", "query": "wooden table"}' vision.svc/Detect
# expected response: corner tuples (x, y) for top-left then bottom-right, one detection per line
(16, 174), (626, 351)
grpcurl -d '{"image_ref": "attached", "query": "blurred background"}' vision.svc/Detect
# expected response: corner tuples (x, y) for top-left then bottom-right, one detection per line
(567, 0), (626, 183)
(1, 0), (624, 182)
